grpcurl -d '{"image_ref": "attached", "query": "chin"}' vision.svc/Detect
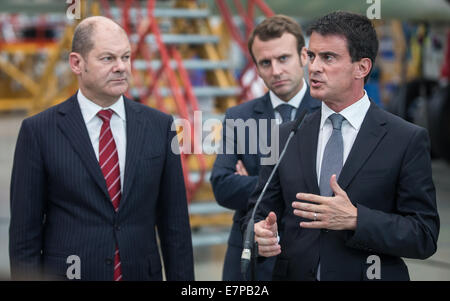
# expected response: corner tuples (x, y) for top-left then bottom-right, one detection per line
(273, 87), (291, 97)
(109, 86), (128, 97)
(309, 90), (322, 99)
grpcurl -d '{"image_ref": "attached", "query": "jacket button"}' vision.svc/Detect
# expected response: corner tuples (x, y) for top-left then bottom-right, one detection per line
(105, 258), (113, 265)
(115, 225), (121, 231)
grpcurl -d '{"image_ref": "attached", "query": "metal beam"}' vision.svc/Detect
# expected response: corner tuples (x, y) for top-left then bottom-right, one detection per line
(0, 0), (68, 14)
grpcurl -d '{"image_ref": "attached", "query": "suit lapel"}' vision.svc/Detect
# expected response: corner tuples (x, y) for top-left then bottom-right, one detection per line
(296, 86), (320, 118)
(298, 110), (321, 195)
(253, 92), (275, 120)
(338, 103), (387, 191)
(254, 93), (276, 156)
(57, 93), (110, 200)
(120, 98), (145, 206)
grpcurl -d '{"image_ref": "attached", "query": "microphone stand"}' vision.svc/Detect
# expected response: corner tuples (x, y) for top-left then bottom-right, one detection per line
(251, 241), (258, 281)
(241, 110), (308, 280)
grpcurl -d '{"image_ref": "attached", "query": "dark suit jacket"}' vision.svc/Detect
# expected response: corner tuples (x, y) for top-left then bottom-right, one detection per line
(210, 89), (320, 280)
(244, 102), (440, 281)
(9, 93), (194, 281)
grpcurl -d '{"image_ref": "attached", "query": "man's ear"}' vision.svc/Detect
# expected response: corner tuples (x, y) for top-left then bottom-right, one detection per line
(300, 46), (308, 67)
(354, 58), (372, 81)
(69, 52), (84, 75)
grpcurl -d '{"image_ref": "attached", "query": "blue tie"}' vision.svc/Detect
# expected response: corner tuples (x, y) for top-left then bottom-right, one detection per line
(276, 104), (293, 124)
(319, 113), (345, 196)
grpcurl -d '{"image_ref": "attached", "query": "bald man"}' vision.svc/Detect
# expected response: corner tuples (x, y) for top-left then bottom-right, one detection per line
(9, 16), (194, 281)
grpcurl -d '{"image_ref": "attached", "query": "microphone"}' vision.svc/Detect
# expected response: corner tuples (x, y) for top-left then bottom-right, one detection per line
(241, 110), (308, 279)
(291, 110), (307, 134)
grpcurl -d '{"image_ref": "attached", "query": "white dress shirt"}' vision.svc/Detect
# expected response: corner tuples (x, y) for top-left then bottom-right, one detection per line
(316, 90), (371, 184)
(315, 90), (370, 281)
(77, 90), (127, 191)
(270, 79), (308, 124)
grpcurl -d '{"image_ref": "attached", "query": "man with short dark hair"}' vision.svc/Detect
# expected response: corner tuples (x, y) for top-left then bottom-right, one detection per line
(247, 11), (440, 281)
(9, 16), (194, 281)
(211, 15), (320, 280)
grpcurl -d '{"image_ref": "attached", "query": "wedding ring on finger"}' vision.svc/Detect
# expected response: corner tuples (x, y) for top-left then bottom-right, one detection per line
(314, 212), (317, 221)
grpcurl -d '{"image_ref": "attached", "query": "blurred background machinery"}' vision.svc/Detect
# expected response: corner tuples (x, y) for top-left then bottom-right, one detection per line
(0, 0), (449, 247)
(0, 0), (276, 246)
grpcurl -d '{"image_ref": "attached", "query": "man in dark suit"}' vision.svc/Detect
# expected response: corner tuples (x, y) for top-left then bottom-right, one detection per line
(247, 11), (440, 280)
(9, 16), (194, 281)
(211, 15), (320, 280)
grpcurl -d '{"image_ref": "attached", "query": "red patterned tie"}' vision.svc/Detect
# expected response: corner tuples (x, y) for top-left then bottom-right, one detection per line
(97, 109), (122, 281)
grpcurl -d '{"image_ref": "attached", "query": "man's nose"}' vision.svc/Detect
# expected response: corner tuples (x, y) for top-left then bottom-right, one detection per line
(308, 56), (322, 74)
(113, 58), (126, 72)
(272, 61), (283, 76)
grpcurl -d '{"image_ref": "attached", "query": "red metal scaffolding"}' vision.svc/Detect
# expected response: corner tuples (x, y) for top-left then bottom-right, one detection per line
(99, 0), (207, 202)
(215, 0), (274, 102)
(97, 0), (274, 201)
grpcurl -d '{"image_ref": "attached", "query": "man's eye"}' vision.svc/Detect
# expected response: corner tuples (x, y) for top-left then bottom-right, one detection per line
(324, 55), (334, 62)
(279, 56), (287, 62)
(122, 55), (130, 61)
(260, 60), (270, 67)
(101, 56), (113, 62)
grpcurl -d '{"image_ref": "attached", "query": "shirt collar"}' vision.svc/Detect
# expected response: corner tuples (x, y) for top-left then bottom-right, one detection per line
(270, 78), (307, 110)
(320, 90), (371, 130)
(77, 89), (126, 123)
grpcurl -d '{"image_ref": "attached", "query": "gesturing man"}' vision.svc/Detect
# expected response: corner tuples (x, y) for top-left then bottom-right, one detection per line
(246, 11), (439, 281)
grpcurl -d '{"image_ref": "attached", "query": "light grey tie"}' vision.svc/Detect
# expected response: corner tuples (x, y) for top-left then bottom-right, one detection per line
(317, 113), (345, 280)
(319, 113), (345, 196)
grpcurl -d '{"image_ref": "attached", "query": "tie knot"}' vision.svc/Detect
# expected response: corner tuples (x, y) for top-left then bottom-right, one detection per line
(97, 109), (113, 122)
(328, 113), (345, 130)
(276, 104), (294, 123)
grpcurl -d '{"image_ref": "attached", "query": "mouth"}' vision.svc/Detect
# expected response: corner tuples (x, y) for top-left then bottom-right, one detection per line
(310, 79), (324, 88)
(109, 78), (127, 83)
(272, 80), (288, 87)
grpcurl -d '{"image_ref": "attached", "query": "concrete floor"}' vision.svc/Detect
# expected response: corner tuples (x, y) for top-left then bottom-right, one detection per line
(1, 112), (449, 281)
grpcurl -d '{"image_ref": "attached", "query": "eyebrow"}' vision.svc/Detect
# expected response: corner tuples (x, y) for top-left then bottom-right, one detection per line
(278, 53), (291, 58)
(257, 53), (291, 64)
(98, 50), (131, 57)
(307, 50), (339, 58)
(319, 51), (339, 57)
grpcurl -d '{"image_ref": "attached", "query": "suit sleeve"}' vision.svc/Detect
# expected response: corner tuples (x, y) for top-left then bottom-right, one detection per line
(156, 116), (195, 281)
(346, 127), (440, 259)
(210, 110), (258, 210)
(9, 119), (46, 279)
